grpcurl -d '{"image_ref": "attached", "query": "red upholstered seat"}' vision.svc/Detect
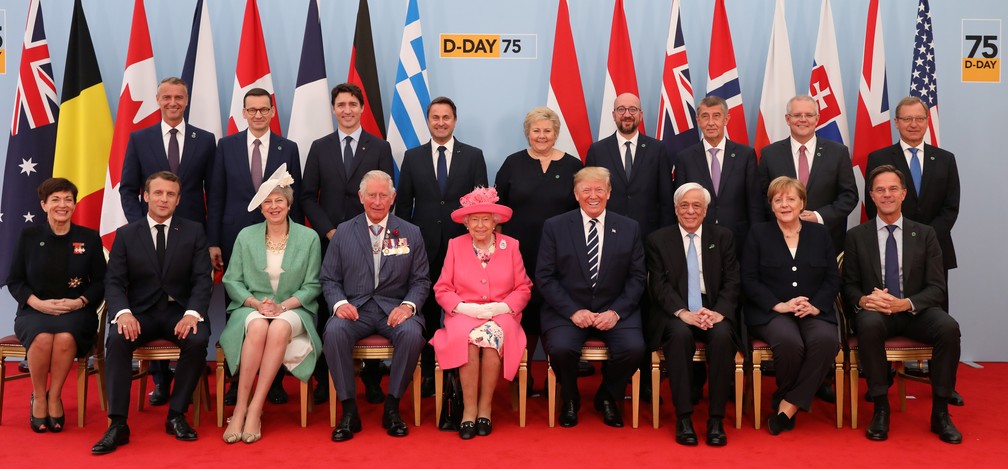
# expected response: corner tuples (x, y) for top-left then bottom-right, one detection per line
(138, 339), (178, 349)
(0, 335), (20, 346)
(751, 339), (771, 351)
(583, 339), (607, 349)
(355, 335), (393, 347)
(846, 336), (932, 350)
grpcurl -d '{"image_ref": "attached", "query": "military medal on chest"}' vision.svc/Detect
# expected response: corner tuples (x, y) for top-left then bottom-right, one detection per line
(73, 242), (86, 255)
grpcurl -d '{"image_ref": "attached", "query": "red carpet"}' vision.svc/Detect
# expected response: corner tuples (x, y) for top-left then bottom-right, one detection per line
(0, 361), (1005, 467)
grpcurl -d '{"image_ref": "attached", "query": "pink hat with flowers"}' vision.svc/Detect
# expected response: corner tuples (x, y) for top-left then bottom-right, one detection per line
(450, 187), (513, 224)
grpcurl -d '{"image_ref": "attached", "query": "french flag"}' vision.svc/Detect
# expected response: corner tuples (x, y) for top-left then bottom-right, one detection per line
(547, 0), (592, 161)
(597, 0), (642, 139)
(227, 0), (281, 135)
(288, 0), (333, 170)
(753, 0), (794, 157)
(853, 0), (892, 221)
(706, 0), (748, 145)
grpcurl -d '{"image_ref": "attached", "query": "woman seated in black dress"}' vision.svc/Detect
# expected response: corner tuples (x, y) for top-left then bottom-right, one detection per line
(7, 178), (106, 433)
(741, 176), (840, 435)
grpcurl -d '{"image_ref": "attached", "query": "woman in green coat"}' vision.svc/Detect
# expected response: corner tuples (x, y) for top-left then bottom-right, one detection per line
(219, 165), (322, 444)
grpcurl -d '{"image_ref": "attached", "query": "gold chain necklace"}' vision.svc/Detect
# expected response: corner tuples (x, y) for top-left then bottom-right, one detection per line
(265, 233), (289, 254)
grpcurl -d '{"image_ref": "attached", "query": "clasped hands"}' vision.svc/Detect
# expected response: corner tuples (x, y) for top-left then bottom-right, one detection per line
(678, 307), (724, 330)
(455, 302), (512, 320)
(250, 297), (282, 317)
(773, 296), (821, 318)
(570, 309), (619, 331)
(860, 288), (911, 315)
(31, 296), (84, 316)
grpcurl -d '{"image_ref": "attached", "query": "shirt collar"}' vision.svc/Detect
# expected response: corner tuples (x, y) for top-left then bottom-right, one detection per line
(899, 139), (923, 154)
(790, 135), (817, 154)
(366, 214), (390, 231)
(703, 137), (726, 154)
(147, 214), (173, 231)
(876, 215), (904, 231)
(161, 120), (185, 137)
(580, 209), (606, 227)
(431, 137), (455, 157)
(616, 132), (638, 149)
(678, 223), (703, 241)
(337, 126), (363, 143)
(247, 130), (271, 149)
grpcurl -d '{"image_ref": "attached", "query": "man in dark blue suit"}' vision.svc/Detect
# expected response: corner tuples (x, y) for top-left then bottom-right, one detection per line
(537, 167), (646, 428)
(395, 96), (487, 396)
(118, 77), (216, 406)
(301, 83), (395, 403)
(93, 172), (213, 454)
(321, 171), (429, 441)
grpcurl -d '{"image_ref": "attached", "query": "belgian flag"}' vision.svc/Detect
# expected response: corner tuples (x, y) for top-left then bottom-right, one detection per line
(53, 0), (113, 230)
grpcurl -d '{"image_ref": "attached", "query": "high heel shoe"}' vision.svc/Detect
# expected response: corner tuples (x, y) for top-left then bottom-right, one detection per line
(241, 413), (262, 444)
(47, 394), (64, 433)
(29, 393), (47, 433)
(223, 415), (244, 444)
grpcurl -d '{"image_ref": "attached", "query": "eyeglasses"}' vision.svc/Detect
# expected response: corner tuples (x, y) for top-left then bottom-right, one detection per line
(615, 106), (640, 115)
(788, 113), (818, 120)
(872, 186), (904, 195)
(244, 107), (273, 116)
(895, 116), (927, 124)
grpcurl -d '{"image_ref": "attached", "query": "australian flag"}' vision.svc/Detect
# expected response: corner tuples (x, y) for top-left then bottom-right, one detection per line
(1, 0), (60, 285)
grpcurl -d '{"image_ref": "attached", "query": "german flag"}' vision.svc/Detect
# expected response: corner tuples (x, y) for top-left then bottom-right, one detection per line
(53, 0), (113, 229)
(348, 0), (386, 139)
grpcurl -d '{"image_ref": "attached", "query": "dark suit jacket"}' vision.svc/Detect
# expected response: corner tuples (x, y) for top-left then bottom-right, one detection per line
(320, 213), (430, 328)
(394, 139), (488, 265)
(207, 130), (303, 262)
(300, 130), (395, 239)
(758, 137), (858, 252)
(585, 133), (674, 235)
(864, 143), (960, 269)
(674, 140), (764, 246)
(119, 122), (216, 224)
(105, 217), (213, 319)
(841, 218), (946, 317)
(536, 210), (646, 333)
(644, 224), (739, 349)
(741, 220), (839, 327)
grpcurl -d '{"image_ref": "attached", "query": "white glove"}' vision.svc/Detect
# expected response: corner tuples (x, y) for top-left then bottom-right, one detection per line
(485, 302), (512, 316)
(474, 306), (494, 320)
(454, 302), (483, 318)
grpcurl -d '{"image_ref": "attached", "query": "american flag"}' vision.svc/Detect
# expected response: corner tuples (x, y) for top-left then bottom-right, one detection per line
(0, 0), (60, 285)
(909, 0), (940, 146)
(655, 0), (698, 160)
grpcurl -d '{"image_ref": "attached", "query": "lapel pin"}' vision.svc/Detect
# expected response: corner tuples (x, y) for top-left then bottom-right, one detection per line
(499, 238), (507, 250)
(708, 243), (715, 249)
(190, 131), (196, 138)
(912, 231), (917, 237)
(641, 142), (647, 148)
(611, 228), (616, 233)
(730, 153), (736, 158)
(39, 241), (45, 246)
(816, 152), (822, 157)
(555, 174), (559, 179)
(277, 145), (282, 151)
(930, 156), (935, 160)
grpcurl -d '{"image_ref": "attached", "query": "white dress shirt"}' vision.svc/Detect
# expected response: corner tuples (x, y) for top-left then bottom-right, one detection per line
(161, 120), (186, 163)
(430, 137), (455, 178)
(246, 130), (271, 180)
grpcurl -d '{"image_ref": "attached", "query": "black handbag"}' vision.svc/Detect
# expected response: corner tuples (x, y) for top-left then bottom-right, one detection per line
(438, 368), (464, 431)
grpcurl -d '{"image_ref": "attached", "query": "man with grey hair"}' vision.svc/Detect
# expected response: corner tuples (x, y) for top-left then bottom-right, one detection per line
(321, 170), (430, 441)
(645, 182), (739, 446)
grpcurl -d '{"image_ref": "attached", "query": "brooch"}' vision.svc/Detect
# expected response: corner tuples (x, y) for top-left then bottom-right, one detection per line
(73, 242), (86, 254)
(68, 277), (82, 288)
(499, 238), (507, 250)
(191, 131), (197, 138)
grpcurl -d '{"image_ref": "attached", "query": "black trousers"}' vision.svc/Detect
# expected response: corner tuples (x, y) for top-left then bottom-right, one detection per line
(660, 319), (736, 418)
(750, 315), (839, 411)
(544, 325), (645, 408)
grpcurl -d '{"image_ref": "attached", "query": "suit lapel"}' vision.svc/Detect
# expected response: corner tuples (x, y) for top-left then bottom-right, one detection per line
(699, 228), (718, 300)
(447, 141), (465, 193)
(900, 221), (920, 288)
(597, 215), (619, 286)
(263, 132), (287, 179)
(607, 135), (630, 183)
(920, 144), (938, 197)
(147, 126), (171, 171)
(354, 216), (377, 282)
(177, 124), (199, 177)
(568, 214), (591, 284)
(692, 146), (718, 199)
(718, 141), (738, 195)
(379, 217), (396, 274)
(630, 139), (650, 184)
(348, 133), (369, 179)
(864, 220), (884, 286)
(233, 131), (255, 191)
(419, 142), (438, 188)
(887, 145), (919, 205)
(137, 221), (161, 276)
(805, 142), (826, 189)
(162, 220), (183, 276)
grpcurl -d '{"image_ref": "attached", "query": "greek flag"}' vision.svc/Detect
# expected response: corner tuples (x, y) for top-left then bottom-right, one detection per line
(386, 0), (431, 171)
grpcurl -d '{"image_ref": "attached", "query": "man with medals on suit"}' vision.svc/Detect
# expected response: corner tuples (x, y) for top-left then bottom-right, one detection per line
(92, 172), (213, 454)
(537, 167), (646, 428)
(645, 182), (739, 446)
(842, 164), (962, 444)
(757, 95), (858, 404)
(118, 77), (216, 408)
(864, 96), (963, 406)
(321, 170), (430, 441)
(208, 87), (303, 406)
(395, 96), (488, 397)
(301, 83), (395, 404)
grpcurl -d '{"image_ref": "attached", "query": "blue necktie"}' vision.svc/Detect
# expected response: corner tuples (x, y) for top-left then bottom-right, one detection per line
(343, 136), (354, 177)
(687, 233), (702, 312)
(436, 145), (448, 195)
(908, 148), (922, 196)
(884, 225), (901, 298)
(587, 219), (599, 288)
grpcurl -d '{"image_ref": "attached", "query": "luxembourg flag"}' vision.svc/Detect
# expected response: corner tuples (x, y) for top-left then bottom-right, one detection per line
(288, 0), (332, 169)
(547, 0), (592, 161)
(227, 0), (282, 135)
(597, 0), (643, 139)
(753, 0), (794, 157)
(654, 0), (699, 160)
(386, 0), (431, 170)
(853, 0), (892, 221)
(707, 0), (748, 145)
(809, 0), (850, 146)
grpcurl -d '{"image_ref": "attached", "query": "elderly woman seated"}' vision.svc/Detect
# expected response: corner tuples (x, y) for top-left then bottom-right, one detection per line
(430, 187), (532, 439)
(219, 165), (322, 444)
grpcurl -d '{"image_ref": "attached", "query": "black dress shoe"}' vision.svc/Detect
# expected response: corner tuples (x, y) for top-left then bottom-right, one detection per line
(675, 417), (698, 446)
(148, 384), (169, 406)
(706, 418), (727, 446)
(331, 411), (362, 442)
(595, 399), (623, 428)
(558, 401), (578, 427)
(266, 381), (289, 404)
(815, 383), (837, 404)
(165, 414), (198, 441)
(865, 409), (890, 441)
(313, 381), (329, 405)
(949, 390), (965, 407)
(475, 417), (492, 436)
(767, 412), (795, 436)
(92, 423), (130, 455)
(421, 376), (435, 398)
(458, 421), (476, 440)
(930, 411), (963, 444)
(223, 381), (238, 406)
(382, 408), (409, 437)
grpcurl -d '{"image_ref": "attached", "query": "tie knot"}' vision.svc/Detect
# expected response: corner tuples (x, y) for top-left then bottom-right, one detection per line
(344, 136), (353, 144)
(169, 128), (178, 136)
(708, 148), (719, 158)
(799, 145), (807, 155)
(886, 224), (898, 234)
(624, 141), (632, 149)
(437, 145), (447, 153)
(589, 218), (598, 227)
(155, 224), (166, 233)
(253, 138), (261, 147)
(687, 232), (696, 240)
(369, 224), (383, 236)
(909, 147), (919, 157)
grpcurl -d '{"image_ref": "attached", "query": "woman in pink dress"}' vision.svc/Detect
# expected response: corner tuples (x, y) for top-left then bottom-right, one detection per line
(430, 187), (532, 439)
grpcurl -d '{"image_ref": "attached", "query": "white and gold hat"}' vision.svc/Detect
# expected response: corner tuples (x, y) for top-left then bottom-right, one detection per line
(247, 163), (295, 212)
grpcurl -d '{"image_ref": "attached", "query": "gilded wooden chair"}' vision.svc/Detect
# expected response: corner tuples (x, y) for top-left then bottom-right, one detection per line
(434, 349), (528, 427)
(547, 339), (640, 428)
(328, 335), (422, 427)
(649, 347), (745, 429)
(214, 343), (313, 428)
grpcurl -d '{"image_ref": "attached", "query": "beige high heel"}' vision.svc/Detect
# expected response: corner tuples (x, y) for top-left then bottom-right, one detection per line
(223, 415), (244, 444)
(241, 413), (262, 444)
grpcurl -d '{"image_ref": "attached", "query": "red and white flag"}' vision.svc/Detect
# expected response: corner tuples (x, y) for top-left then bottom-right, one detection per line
(99, 0), (160, 248)
(597, 0), (642, 139)
(853, 0), (892, 221)
(547, 0), (591, 161)
(754, 0), (794, 157)
(227, 0), (281, 135)
(706, 0), (748, 145)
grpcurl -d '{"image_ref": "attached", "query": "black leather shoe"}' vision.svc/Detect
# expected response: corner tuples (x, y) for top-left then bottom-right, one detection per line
(706, 418), (727, 446)
(382, 408), (409, 437)
(458, 421), (476, 440)
(865, 409), (890, 441)
(475, 417), (492, 436)
(165, 414), (198, 441)
(815, 383), (837, 404)
(558, 401), (578, 427)
(331, 411), (362, 442)
(223, 381), (238, 406)
(930, 411), (963, 444)
(767, 412), (795, 436)
(949, 390), (965, 407)
(595, 399), (623, 428)
(313, 381), (329, 405)
(421, 377), (435, 398)
(92, 423), (130, 455)
(148, 384), (169, 406)
(364, 379), (385, 404)
(266, 381), (288, 404)
(675, 416), (698, 446)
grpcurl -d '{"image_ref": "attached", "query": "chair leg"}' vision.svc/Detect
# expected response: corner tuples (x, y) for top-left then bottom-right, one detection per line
(301, 380), (309, 428)
(216, 350), (225, 428)
(95, 358), (107, 412)
(137, 360), (149, 412)
(329, 375), (336, 427)
(651, 352), (660, 429)
(77, 359), (88, 427)
(202, 373), (211, 412)
(434, 364), (443, 427)
(896, 361), (907, 412)
(0, 358), (6, 425)
(631, 369), (640, 429)
(412, 361), (422, 427)
(734, 352), (744, 429)
(192, 374), (202, 427)
(850, 352), (859, 429)
(835, 352), (844, 429)
(518, 353), (527, 428)
(752, 352), (763, 430)
(547, 364), (556, 428)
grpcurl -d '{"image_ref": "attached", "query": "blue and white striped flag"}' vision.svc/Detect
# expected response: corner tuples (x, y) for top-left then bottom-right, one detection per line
(386, 0), (431, 172)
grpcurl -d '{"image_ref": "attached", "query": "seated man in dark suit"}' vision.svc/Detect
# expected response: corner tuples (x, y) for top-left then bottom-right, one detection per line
(93, 171), (213, 455)
(321, 170), (430, 441)
(537, 167), (646, 428)
(646, 182), (739, 446)
(843, 165), (962, 444)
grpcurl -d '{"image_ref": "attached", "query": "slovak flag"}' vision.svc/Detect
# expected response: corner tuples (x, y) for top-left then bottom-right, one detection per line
(227, 0), (282, 135)
(853, 0), (892, 221)
(654, 0), (699, 160)
(809, 0), (850, 146)
(706, 0), (748, 145)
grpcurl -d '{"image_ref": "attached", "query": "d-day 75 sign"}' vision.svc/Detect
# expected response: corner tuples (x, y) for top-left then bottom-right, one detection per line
(440, 34), (537, 59)
(962, 19), (1000, 83)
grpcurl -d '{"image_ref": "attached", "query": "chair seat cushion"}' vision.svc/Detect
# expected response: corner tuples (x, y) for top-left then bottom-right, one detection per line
(751, 339), (771, 350)
(139, 339), (178, 349)
(583, 339), (607, 349)
(356, 335), (392, 348)
(848, 336), (932, 350)
(0, 335), (22, 346)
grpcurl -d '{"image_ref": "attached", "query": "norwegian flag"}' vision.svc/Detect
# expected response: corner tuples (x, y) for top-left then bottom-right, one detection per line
(910, 0), (941, 146)
(654, 0), (698, 160)
(227, 0), (282, 135)
(597, 0), (643, 139)
(99, 0), (160, 249)
(707, 0), (748, 145)
(0, 0), (59, 284)
(547, 0), (592, 161)
(809, 0), (850, 146)
(853, 0), (892, 221)
(754, 0), (795, 157)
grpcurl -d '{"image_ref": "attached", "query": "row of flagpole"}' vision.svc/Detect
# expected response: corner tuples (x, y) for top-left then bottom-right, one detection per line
(0, 0), (942, 286)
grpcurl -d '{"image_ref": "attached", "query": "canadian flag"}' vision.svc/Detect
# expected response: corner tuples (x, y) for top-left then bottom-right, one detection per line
(227, 0), (281, 135)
